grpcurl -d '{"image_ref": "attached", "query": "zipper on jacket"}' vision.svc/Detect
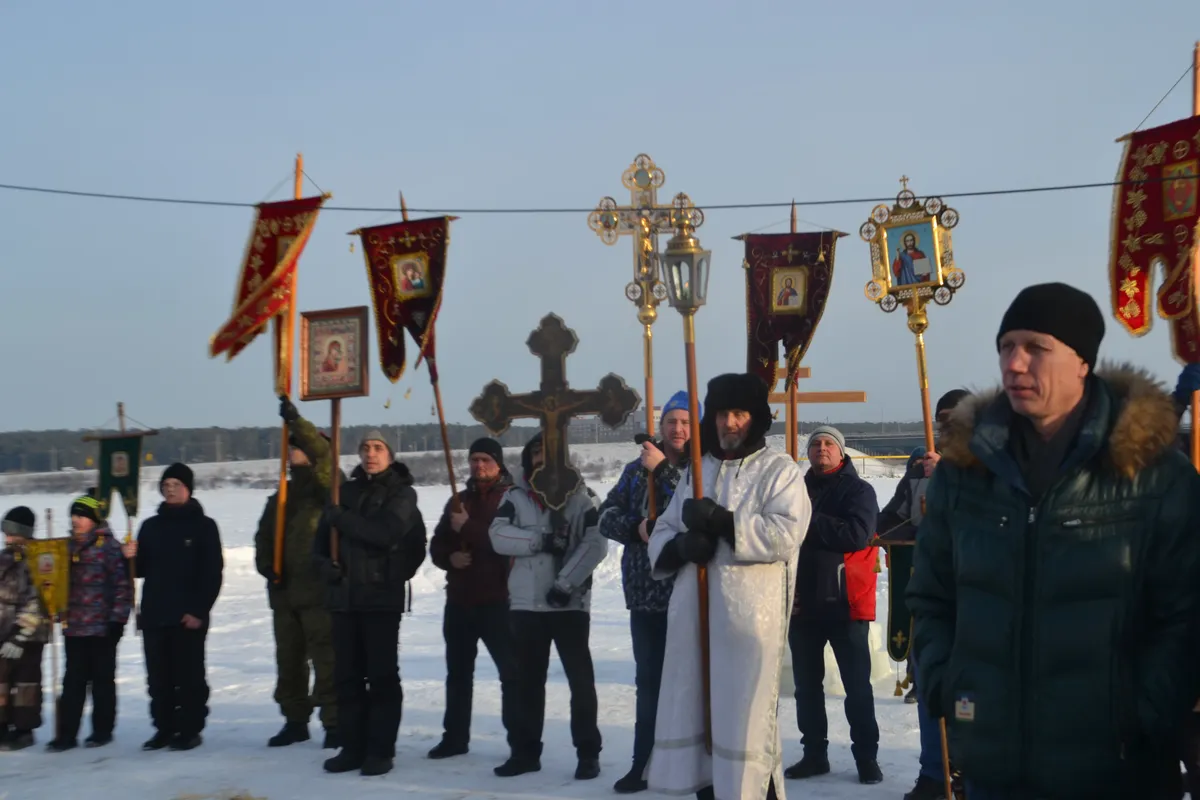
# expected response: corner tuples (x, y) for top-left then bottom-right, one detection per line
(1019, 503), (1037, 782)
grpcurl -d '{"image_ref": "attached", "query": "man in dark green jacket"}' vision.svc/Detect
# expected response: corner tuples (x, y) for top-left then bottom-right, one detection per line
(254, 397), (344, 750)
(908, 283), (1200, 800)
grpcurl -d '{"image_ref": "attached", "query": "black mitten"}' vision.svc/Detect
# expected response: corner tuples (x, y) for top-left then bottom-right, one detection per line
(682, 497), (735, 545)
(673, 529), (717, 565)
(279, 395), (300, 423)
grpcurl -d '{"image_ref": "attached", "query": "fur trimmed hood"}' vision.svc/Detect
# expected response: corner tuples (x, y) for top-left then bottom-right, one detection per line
(940, 361), (1180, 480)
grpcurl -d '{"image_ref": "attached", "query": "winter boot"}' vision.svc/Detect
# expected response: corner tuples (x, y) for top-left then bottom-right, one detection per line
(322, 727), (340, 750)
(856, 758), (884, 784)
(85, 733), (113, 748)
(903, 774), (947, 800)
(905, 686), (919, 704)
(323, 749), (365, 774)
(494, 754), (541, 777)
(268, 721), (310, 747)
(142, 732), (171, 751)
(0, 730), (34, 751)
(46, 738), (77, 753)
(169, 733), (203, 751)
(360, 755), (394, 776)
(428, 739), (468, 759)
(784, 752), (830, 779)
(614, 764), (649, 793)
(575, 756), (600, 780)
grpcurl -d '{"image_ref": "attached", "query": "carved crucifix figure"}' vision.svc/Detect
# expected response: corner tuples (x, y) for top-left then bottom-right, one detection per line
(470, 313), (641, 509)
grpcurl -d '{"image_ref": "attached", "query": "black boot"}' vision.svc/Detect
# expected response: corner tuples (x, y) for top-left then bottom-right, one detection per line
(46, 738), (77, 753)
(322, 727), (340, 750)
(142, 731), (171, 751)
(169, 733), (203, 751)
(904, 774), (948, 800)
(85, 733), (113, 748)
(360, 755), (394, 776)
(324, 749), (365, 774)
(856, 758), (883, 784)
(575, 756), (600, 780)
(428, 739), (468, 759)
(268, 721), (310, 747)
(494, 754), (541, 777)
(0, 730), (34, 751)
(784, 752), (830, 779)
(614, 763), (649, 793)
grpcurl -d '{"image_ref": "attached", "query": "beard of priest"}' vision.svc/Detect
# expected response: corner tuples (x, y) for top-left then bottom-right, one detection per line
(645, 372), (812, 800)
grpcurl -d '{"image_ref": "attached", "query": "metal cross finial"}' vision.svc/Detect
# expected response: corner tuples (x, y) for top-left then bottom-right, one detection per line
(899, 175), (910, 191)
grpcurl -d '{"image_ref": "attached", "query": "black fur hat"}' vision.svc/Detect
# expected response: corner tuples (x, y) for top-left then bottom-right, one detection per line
(698, 373), (773, 456)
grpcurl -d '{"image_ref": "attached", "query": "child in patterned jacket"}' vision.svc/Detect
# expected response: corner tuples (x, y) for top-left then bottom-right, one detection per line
(46, 494), (131, 751)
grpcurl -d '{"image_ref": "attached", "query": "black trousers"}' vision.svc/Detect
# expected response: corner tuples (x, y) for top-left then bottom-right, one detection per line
(789, 616), (880, 762)
(630, 610), (668, 771)
(332, 611), (402, 760)
(59, 635), (118, 741)
(442, 601), (517, 749)
(0, 642), (45, 732)
(509, 609), (601, 760)
(143, 626), (210, 738)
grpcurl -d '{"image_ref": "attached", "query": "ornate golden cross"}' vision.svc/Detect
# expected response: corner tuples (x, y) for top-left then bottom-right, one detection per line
(469, 314), (641, 509)
(899, 175), (910, 191)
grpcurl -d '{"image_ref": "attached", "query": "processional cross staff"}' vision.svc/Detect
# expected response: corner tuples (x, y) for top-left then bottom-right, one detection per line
(469, 313), (641, 510)
(589, 154), (703, 519)
(861, 176), (964, 800)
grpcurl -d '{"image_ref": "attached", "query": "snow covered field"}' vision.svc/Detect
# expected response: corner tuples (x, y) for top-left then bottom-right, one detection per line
(0, 442), (922, 799)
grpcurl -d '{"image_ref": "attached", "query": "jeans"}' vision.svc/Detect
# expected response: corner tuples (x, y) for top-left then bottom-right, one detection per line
(629, 611), (668, 771)
(789, 616), (880, 761)
(917, 690), (944, 781)
(441, 602), (517, 749)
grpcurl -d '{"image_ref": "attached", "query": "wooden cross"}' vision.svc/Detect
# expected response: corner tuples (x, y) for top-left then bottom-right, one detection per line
(469, 313), (641, 509)
(768, 367), (867, 458)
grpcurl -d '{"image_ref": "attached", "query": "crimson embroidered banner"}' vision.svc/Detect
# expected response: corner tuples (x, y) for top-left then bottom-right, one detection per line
(742, 231), (842, 391)
(355, 216), (452, 382)
(209, 195), (327, 368)
(1110, 115), (1200, 360)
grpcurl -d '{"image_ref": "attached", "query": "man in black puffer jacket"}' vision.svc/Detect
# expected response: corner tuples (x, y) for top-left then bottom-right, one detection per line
(313, 429), (426, 778)
(124, 463), (224, 753)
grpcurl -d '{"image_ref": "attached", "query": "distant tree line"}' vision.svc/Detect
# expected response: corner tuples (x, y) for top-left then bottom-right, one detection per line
(0, 417), (927, 474)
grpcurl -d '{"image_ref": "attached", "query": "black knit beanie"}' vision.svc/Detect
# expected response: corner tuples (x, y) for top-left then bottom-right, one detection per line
(936, 389), (971, 416)
(1, 506), (35, 538)
(161, 462), (195, 494)
(469, 437), (505, 468)
(996, 283), (1105, 368)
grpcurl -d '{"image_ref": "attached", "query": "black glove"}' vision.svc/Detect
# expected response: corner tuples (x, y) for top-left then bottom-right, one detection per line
(673, 529), (717, 565)
(279, 394), (300, 424)
(324, 505), (345, 527)
(263, 567), (281, 585)
(545, 585), (572, 608)
(682, 497), (735, 545)
(320, 559), (343, 585)
(541, 529), (569, 556)
(108, 622), (125, 642)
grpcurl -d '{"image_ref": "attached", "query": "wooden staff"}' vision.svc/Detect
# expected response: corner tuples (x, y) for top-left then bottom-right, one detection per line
(330, 398), (342, 564)
(786, 202), (799, 459)
(1191, 41), (1199, 471)
(45, 508), (60, 737)
(273, 153), (304, 583)
(117, 403), (139, 633)
(401, 191), (463, 515)
(682, 309), (712, 754)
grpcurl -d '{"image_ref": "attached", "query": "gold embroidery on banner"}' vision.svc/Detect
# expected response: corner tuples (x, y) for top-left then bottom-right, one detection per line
(1121, 298), (1140, 318)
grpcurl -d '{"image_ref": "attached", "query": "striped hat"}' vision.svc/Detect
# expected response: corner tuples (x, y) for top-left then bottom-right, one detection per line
(69, 494), (102, 523)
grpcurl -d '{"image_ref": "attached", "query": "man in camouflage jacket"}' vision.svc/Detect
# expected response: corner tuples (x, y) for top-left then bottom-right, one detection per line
(0, 506), (51, 751)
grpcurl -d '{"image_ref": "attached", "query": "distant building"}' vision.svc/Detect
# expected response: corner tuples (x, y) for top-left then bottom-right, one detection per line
(568, 406), (661, 444)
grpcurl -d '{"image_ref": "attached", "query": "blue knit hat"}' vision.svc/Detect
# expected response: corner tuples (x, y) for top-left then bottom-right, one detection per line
(661, 390), (699, 425)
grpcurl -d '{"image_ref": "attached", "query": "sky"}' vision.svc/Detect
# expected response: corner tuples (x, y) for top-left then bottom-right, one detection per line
(2, 0), (1198, 432)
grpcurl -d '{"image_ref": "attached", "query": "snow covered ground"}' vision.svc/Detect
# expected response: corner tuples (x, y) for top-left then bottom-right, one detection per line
(0, 443), (922, 799)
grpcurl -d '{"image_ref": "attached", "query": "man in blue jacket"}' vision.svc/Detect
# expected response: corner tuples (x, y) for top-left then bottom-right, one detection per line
(598, 390), (694, 794)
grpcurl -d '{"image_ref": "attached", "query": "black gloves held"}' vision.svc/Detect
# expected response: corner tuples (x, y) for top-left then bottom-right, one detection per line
(545, 586), (572, 608)
(541, 529), (569, 556)
(681, 497), (735, 546)
(279, 394), (300, 424)
(673, 529), (718, 565)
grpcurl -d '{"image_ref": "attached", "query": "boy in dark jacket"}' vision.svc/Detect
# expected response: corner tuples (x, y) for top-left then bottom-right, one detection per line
(427, 437), (517, 761)
(123, 463), (224, 752)
(0, 506), (51, 751)
(48, 494), (132, 752)
(786, 425), (882, 785)
(254, 397), (344, 750)
(313, 430), (426, 778)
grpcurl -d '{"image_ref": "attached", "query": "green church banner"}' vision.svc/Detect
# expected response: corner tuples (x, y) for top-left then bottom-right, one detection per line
(98, 435), (143, 519)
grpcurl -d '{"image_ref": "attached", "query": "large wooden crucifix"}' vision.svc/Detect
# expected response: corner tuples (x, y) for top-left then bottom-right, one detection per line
(768, 367), (867, 459)
(469, 313), (641, 509)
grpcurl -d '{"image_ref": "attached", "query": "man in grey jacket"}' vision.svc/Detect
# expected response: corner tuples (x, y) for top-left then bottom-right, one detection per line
(488, 432), (606, 782)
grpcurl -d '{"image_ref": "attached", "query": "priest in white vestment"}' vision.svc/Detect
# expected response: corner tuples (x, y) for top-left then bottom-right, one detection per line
(646, 372), (812, 800)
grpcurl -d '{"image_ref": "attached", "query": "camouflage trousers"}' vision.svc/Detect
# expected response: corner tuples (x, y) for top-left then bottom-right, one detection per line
(0, 642), (44, 732)
(273, 605), (336, 729)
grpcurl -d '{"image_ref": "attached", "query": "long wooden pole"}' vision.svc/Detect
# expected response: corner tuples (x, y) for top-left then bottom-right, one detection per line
(1191, 41), (1199, 471)
(117, 403), (139, 633)
(330, 398), (342, 564)
(46, 508), (59, 738)
(642, 319), (657, 518)
(786, 203), (799, 459)
(272, 154), (304, 583)
(682, 311), (712, 755)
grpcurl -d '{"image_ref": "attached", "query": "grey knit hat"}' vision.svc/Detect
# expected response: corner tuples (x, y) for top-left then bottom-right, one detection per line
(359, 429), (395, 459)
(2, 506), (35, 538)
(807, 425), (846, 456)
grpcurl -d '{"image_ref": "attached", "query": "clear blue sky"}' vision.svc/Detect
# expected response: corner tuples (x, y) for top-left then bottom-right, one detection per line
(1, 0), (1197, 432)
